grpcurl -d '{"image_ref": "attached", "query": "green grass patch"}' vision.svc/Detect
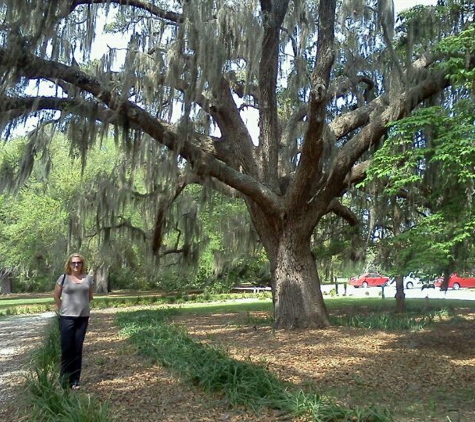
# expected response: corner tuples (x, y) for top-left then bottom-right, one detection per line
(163, 298), (273, 315)
(324, 296), (475, 312)
(0, 297), (55, 307)
(116, 309), (393, 421)
(0, 291), (272, 317)
(155, 298), (471, 331)
(0, 303), (53, 316)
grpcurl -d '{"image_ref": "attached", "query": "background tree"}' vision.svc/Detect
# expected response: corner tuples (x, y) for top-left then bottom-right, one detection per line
(1, 0), (474, 327)
(368, 100), (475, 293)
(0, 134), (259, 293)
(0, 139), (69, 290)
(365, 21), (475, 304)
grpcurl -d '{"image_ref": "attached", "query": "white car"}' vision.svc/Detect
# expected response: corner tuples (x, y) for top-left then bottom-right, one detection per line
(403, 273), (421, 289)
(388, 273), (425, 289)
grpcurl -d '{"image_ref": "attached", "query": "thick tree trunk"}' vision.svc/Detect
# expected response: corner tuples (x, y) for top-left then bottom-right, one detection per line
(268, 226), (330, 329)
(94, 264), (110, 293)
(248, 202), (331, 329)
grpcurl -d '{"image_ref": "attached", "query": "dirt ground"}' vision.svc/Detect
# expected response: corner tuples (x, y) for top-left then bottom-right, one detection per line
(0, 313), (55, 422)
(2, 305), (475, 422)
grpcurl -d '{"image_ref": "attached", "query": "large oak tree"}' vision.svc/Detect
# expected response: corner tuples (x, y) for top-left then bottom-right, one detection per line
(1, 0), (473, 328)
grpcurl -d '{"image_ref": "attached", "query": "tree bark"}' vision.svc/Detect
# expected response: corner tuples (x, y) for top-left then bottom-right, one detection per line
(249, 202), (331, 329)
(394, 274), (405, 313)
(272, 234), (330, 328)
(1, 274), (12, 295)
(392, 200), (406, 313)
(94, 264), (110, 293)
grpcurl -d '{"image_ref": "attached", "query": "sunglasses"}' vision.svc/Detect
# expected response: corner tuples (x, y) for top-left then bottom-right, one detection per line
(70, 261), (83, 266)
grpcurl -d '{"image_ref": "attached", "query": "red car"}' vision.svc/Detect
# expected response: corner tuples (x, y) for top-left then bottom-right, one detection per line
(349, 272), (389, 288)
(434, 274), (475, 290)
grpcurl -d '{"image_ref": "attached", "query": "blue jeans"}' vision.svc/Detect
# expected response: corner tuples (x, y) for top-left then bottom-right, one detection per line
(59, 316), (89, 387)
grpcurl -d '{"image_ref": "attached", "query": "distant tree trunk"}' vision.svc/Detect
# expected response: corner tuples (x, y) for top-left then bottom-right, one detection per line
(94, 264), (110, 293)
(392, 200), (406, 313)
(1, 273), (12, 294)
(0, 269), (13, 294)
(440, 252), (458, 291)
(440, 266), (452, 292)
(394, 274), (405, 313)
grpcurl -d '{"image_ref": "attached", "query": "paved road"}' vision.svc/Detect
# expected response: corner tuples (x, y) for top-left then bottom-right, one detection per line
(0, 312), (55, 421)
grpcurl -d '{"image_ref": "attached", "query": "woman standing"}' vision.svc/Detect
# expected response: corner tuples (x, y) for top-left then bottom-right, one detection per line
(53, 253), (94, 390)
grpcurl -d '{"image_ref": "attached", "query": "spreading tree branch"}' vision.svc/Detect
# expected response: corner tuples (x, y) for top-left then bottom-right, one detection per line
(0, 47), (284, 217)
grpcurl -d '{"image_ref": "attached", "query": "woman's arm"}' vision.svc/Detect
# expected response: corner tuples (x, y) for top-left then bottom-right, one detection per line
(53, 284), (62, 309)
(89, 284), (94, 301)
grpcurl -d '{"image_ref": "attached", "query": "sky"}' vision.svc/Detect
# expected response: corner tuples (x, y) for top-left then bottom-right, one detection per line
(93, 1), (438, 57)
(394, 0), (437, 14)
(92, 1), (439, 61)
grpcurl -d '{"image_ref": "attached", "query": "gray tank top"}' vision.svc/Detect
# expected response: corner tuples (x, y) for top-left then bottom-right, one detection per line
(57, 274), (93, 317)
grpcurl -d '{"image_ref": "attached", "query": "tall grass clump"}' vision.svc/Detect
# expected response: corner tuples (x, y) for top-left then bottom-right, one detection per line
(330, 309), (450, 331)
(116, 309), (393, 421)
(23, 315), (112, 421)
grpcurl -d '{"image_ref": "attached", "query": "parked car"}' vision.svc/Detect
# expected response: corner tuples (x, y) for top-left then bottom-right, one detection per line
(387, 275), (418, 289)
(434, 274), (475, 290)
(402, 273), (420, 289)
(349, 272), (389, 288)
(404, 273), (432, 289)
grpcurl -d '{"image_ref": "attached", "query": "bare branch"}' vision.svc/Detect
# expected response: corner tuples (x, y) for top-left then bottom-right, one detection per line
(258, 0), (291, 186)
(330, 75), (375, 102)
(152, 175), (188, 255)
(326, 199), (359, 227)
(343, 160), (371, 191)
(69, 0), (183, 23)
(86, 219), (149, 242)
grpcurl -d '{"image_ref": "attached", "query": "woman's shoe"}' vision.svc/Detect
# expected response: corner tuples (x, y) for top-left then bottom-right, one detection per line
(71, 382), (80, 390)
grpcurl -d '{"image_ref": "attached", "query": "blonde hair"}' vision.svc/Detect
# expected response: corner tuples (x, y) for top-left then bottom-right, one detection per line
(63, 253), (88, 275)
